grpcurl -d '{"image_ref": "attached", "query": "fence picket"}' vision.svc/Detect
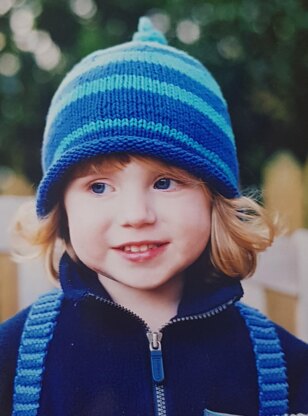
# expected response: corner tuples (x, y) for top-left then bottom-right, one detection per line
(263, 152), (304, 232)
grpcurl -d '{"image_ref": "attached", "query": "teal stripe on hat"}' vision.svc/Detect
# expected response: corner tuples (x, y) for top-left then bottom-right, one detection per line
(45, 75), (234, 145)
(51, 118), (237, 186)
(53, 47), (224, 105)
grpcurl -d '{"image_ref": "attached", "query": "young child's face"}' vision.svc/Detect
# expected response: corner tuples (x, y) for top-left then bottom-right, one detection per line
(63, 157), (212, 292)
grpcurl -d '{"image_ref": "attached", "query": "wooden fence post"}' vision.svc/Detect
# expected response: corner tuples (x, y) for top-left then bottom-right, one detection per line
(0, 254), (18, 322)
(257, 152), (305, 335)
(263, 152), (304, 233)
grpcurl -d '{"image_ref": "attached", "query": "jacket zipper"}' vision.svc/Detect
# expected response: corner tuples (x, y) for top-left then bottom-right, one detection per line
(86, 293), (238, 416)
(147, 331), (167, 416)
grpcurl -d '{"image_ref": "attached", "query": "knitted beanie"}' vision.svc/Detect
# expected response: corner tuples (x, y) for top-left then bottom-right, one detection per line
(36, 16), (239, 218)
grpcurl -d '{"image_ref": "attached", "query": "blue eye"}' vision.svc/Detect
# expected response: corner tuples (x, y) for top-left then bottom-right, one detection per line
(154, 178), (177, 190)
(91, 182), (107, 194)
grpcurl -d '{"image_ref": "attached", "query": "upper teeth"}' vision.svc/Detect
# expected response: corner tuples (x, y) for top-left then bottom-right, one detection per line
(124, 244), (158, 252)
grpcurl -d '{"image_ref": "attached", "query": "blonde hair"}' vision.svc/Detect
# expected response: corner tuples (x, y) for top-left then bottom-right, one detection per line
(11, 154), (277, 282)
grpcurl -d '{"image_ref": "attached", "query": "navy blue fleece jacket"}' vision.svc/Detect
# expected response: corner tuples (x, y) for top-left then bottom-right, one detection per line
(0, 254), (308, 415)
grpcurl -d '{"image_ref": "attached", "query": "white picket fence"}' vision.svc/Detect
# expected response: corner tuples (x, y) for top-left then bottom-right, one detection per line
(1, 195), (308, 342)
(241, 229), (308, 342)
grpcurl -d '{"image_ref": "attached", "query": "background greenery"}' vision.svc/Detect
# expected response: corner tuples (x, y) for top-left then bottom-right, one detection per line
(0, 0), (307, 191)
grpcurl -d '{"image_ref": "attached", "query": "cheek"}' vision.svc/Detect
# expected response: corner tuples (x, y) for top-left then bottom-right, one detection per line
(67, 216), (91, 254)
(183, 211), (211, 244)
(177, 199), (211, 254)
(65, 201), (106, 251)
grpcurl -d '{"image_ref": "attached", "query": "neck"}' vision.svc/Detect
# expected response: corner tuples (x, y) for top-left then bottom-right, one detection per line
(98, 274), (184, 332)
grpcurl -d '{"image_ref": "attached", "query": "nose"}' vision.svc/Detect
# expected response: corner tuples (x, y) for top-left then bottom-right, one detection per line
(117, 190), (157, 228)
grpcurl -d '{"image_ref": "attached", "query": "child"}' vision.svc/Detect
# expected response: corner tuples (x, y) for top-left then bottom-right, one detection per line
(0, 16), (307, 416)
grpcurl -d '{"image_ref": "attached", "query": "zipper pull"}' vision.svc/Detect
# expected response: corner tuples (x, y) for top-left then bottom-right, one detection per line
(147, 331), (165, 384)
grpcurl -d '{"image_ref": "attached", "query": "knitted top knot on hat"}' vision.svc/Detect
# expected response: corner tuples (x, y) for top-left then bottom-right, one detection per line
(36, 16), (239, 218)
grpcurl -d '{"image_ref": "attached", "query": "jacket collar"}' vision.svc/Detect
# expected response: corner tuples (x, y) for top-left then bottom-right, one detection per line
(59, 253), (243, 318)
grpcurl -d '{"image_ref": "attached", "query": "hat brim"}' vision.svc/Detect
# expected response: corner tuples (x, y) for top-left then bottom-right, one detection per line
(36, 135), (239, 218)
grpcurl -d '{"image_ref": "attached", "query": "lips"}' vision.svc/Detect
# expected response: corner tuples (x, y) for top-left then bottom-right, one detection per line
(114, 242), (169, 263)
(113, 241), (168, 251)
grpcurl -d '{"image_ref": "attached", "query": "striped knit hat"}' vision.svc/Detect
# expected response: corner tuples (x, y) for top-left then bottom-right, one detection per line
(36, 16), (239, 218)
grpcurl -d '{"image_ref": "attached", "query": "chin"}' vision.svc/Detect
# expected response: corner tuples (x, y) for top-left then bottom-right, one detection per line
(117, 277), (166, 290)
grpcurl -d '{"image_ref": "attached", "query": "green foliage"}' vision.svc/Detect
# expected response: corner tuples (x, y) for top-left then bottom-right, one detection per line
(0, 0), (307, 189)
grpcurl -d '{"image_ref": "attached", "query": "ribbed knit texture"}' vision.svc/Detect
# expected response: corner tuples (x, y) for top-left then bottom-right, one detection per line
(236, 303), (289, 416)
(36, 16), (239, 217)
(12, 291), (64, 416)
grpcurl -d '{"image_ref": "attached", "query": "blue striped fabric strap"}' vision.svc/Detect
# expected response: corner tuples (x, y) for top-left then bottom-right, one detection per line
(12, 290), (64, 416)
(236, 302), (289, 416)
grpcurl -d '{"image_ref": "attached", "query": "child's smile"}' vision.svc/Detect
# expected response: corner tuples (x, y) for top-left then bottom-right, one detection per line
(63, 158), (212, 294)
(112, 240), (169, 263)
